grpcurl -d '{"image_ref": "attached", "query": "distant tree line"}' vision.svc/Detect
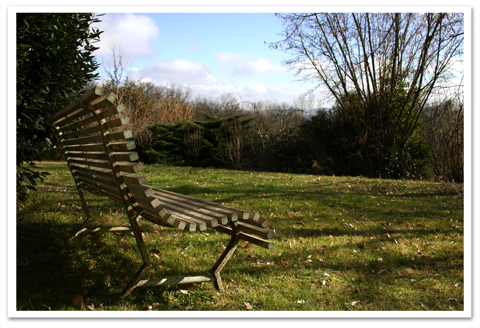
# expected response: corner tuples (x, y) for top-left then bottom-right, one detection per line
(96, 77), (464, 182)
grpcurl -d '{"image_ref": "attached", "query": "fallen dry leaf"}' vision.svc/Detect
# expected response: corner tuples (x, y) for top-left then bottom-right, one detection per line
(73, 294), (85, 310)
(405, 268), (415, 275)
(244, 302), (253, 310)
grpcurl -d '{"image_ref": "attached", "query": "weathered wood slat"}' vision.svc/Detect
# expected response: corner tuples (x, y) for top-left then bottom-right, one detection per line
(119, 172), (148, 186)
(59, 122), (102, 139)
(61, 129), (132, 145)
(62, 133), (104, 146)
(47, 86), (103, 125)
(68, 157), (142, 173)
(71, 162), (114, 178)
(236, 221), (274, 240)
(104, 117), (129, 130)
(124, 182), (155, 198)
(112, 152), (140, 162)
(74, 170), (154, 198)
(214, 225), (274, 249)
(152, 190), (236, 223)
(63, 140), (136, 152)
(241, 213), (270, 229)
(79, 179), (124, 203)
(56, 104), (125, 133)
(167, 212), (200, 232)
(132, 194), (163, 209)
(137, 205), (187, 231)
(150, 196), (217, 229)
(106, 130), (133, 142)
(153, 194), (226, 226)
(132, 194), (206, 231)
(152, 188), (244, 221)
(78, 175), (123, 198)
(57, 93), (117, 129)
(65, 150), (109, 161)
(72, 164), (147, 185)
(67, 157), (111, 169)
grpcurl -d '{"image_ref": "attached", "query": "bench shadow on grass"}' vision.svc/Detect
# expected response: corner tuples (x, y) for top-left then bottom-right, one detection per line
(16, 199), (201, 311)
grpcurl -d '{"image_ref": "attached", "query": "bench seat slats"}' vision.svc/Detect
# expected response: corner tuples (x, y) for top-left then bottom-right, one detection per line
(152, 193), (229, 225)
(152, 187), (270, 228)
(138, 203), (202, 232)
(150, 189), (270, 240)
(152, 188), (248, 221)
(138, 206), (184, 229)
(134, 194), (214, 230)
(151, 190), (236, 223)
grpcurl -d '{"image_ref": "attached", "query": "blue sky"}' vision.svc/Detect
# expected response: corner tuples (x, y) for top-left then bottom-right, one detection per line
(91, 12), (320, 104)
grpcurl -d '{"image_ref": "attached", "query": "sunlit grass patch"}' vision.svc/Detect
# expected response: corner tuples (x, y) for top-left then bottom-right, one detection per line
(16, 161), (464, 311)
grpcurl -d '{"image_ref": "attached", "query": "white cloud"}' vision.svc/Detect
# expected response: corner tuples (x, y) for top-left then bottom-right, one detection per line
(93, 13), (160, 59)
(132, 59), (213, 86)
(216, 52), (285, 75)
(246, 82), (267, 93)
(233, 59), (285, 75)
(129, 57), (314, 103)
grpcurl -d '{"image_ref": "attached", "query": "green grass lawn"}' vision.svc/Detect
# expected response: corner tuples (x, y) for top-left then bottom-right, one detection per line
(16, 161), (464, 311)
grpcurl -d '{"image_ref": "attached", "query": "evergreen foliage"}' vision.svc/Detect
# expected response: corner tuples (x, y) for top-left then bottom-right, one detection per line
(16, 13), (103, 199)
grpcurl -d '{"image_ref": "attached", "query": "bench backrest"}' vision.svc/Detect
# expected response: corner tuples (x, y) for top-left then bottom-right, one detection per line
(47, 86), (148, 205)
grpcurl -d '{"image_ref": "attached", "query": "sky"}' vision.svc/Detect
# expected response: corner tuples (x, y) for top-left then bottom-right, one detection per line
(91, 12), (322, 105)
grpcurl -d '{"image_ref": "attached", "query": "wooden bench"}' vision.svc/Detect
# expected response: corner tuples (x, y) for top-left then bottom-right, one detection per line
(47, 86), (274, 296)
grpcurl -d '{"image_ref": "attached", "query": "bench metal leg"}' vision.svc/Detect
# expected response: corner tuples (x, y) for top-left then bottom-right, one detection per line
(211, 221), (241, 292)
(124, 220), (241, 295)
(74, 188), (94, 235)
(121, 213), (153, 297)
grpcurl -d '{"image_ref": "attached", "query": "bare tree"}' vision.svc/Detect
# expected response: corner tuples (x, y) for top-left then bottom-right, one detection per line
(102, 40), (129, 104)
(270, 13), (464, 175)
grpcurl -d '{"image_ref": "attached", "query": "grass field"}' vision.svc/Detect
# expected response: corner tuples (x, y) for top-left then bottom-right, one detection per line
(16, 161), (464, 312)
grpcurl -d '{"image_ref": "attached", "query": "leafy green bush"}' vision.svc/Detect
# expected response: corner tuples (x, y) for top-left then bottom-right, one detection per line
(16, 13), (102, 199)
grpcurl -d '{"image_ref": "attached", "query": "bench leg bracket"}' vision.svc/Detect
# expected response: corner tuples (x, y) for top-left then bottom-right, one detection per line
(211, 221), (241, 292)
(121, 213), (153, 297)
